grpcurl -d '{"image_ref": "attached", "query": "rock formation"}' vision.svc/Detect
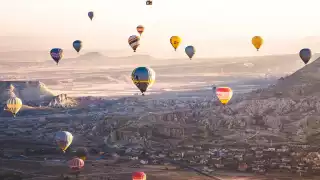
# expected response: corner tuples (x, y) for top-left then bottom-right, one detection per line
(0, 81), (77, 109)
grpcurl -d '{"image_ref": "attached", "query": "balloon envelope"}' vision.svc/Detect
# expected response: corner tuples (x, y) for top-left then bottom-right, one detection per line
(131, 67), (155, 94)
(299, 48), (312, 64)
(50, 48), (63, 64)
(73, 40), (82, 53)
(137, 25), (145, 36)
(252, 36), (263, 51)
(216, 87), (233, 105)
(55, 131), (73, 152)
(68, 157), (84, 170)
(170, 36), (181, 51)
(88, 11), (94, 20)
(132, 172), (146, 180)
(128, 35), (140, 52)
(185, 46), (195, 59)
(6, 97), (22, 116)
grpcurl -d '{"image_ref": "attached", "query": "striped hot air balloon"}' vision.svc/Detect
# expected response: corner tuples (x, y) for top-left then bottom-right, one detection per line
(216, 87), (233, 105)
(6, 97), (22, 117)
(68, 157), (84, 171)
(132, 172), (146, 180)
(128, 35), (140, 52)
(136, 25), (145, 36)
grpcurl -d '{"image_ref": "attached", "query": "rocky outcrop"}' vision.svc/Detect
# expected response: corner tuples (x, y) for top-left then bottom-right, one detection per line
(0, 81), (55, 106)
(47, 94), (78, 108)
(0, 81), (78, 109)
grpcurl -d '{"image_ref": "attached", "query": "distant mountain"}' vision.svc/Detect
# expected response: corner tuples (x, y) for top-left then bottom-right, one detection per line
(121, 54), (155, 60)
(244, 55), (320, 100)
(76, 52), (106, 60)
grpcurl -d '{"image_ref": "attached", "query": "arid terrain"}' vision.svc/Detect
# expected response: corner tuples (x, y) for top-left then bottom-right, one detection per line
(1, 51), (320, 180)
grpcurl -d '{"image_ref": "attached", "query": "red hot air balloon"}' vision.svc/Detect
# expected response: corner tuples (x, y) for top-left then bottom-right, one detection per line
(132, 172), (146, 180)
(68, 157), (84, 171)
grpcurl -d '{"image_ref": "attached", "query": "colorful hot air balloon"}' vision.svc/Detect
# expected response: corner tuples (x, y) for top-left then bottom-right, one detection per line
(185, 46), (195, 60)
(137, 25), (145, 36)
(131, 67), (155, 95)
(170, 36), (181, 51)
(128, 35), (140, 52)
(132, 172), (146, 180)
(50, 48), (63, 65)
(55, 131), (73, 152)
(6, 97), (22, 117)
(252, 36), (263, 51)
(88, 11), (94, 21)
(73, 40), (83, 53)
(299, 48), (312, 65)
(216, 87), (233, 105)
(68, 157), (84, 170)
(75, 147), (88, 161)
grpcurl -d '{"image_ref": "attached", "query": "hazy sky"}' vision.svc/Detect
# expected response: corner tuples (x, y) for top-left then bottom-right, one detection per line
(1, 0), (320, 58)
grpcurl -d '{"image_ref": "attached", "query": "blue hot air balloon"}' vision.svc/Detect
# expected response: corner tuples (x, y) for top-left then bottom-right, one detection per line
(50, 48), (63, 65)
(88, 11), (94, 21)
(299, 48), (312, 65)
(131, 67), (156, 95)
(185, 45), (195, 60)
(73, 40), (82, 53)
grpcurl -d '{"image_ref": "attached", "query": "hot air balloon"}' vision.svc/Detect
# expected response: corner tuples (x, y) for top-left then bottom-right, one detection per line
(252, 36), (263, 51)
(6, 97), (22, 117)
(146, 0), (152, 5)
(299, 48), (312, 64)
(55, 131), (73, 153)
(132, 172), (146, 180)
(88, 11), (94, 21)
(137, 25), (145, 36)
(73, 40), (83, 53)
(68, 157), (84, 170)
(128, 35), (140, 52)
(216, 87), (233, 105)
(75, 147), (88, 161)
(50, 48), (63, 65)
(131, 67), (155, 96)
(185, 46), (195, 60)
(170, 36), (181, 51)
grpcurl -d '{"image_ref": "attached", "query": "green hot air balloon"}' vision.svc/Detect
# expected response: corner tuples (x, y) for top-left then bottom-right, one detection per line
(73, 40), (83, 53)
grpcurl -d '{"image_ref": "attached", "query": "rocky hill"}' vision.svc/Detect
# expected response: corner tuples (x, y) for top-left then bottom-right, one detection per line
(0, 81), (78, 112)
(122, 56), (320, 146)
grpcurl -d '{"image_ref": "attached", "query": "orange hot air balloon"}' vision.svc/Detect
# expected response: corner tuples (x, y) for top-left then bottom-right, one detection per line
(132, 172), (146, 180)
(137, 25), (145, 36)
(216, 87), (233, 105)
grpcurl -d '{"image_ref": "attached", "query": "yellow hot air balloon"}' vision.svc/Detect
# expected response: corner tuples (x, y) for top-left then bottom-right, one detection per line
(170, 36), (181, 51)
(252, 36), (263, 51)
(6, 97), (22, 117)
(216, 87), (233, 105)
